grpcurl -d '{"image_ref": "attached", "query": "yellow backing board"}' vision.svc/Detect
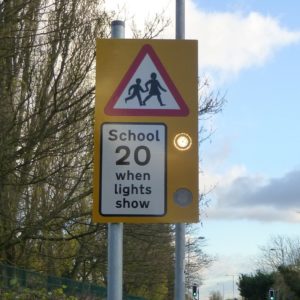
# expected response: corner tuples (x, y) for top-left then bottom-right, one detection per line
(93, 39), (199, 223)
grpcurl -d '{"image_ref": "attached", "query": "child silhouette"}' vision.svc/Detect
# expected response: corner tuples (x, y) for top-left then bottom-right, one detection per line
(143, 72), (166, 106)
(125, 78), (146, 106)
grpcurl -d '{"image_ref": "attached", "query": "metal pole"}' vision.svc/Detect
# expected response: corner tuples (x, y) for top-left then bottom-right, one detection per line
(175, 224), (185, 300)
(223, 283), (225, 300)
(175, 1), (186, 299)
(107, 20), (125, 300)
(225, 274), (235, 300)
(111, 20), (125, 39)
(281, 248), (285, 265)
(108, 223), (123, 300)
(176, 0), (185, 39)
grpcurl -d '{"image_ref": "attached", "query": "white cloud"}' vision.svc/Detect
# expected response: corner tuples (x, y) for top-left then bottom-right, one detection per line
(200, 164), (247, 195)
(186, 6), (300, 78)
(204, 168), (300, 222)
(104, 0), (300, 81)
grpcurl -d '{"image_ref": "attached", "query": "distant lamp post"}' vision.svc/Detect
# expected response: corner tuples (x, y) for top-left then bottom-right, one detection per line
(225, 274), (235, 299)
(270, 248), (285, 265)
(217, 282), (225, 300)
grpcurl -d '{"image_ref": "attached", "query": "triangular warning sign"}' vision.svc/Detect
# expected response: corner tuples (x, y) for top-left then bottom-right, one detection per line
(104, 44), (189, 116)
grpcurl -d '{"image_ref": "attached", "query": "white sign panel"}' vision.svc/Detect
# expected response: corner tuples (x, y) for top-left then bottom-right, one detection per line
(100, 123), (167, 216)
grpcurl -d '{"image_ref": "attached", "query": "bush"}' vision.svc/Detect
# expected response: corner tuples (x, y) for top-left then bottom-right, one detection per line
(0, 287), (78, 300)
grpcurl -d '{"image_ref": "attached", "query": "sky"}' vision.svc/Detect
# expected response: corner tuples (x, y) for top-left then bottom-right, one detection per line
(104, 0), (300, 299)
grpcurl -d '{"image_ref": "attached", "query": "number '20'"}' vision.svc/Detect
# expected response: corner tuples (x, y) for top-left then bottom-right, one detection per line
(115, 146), (151, 166)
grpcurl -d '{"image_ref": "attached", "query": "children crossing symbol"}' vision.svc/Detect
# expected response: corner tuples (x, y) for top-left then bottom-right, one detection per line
(104, 44), (189, 116)
(125, 72), (167, 107)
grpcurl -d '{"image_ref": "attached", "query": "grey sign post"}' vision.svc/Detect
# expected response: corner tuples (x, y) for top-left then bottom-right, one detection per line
(107, 20), (125, 300)
(175, 1), (186, 300)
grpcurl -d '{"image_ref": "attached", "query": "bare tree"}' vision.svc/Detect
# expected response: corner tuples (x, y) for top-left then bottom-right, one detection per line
(257, 235), (300, 300)
(198, 78), (226, 213)
(131, 11), (171, 39)
(185, 225), (214, 289)
(0, 0), (110, 276)
(258, 235), (300, 271)
(209, 290), (223, 300)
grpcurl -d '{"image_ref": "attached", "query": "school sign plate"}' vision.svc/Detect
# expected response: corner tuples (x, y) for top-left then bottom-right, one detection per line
(93, 39), (199, 223)
(100, 123), (166, 216)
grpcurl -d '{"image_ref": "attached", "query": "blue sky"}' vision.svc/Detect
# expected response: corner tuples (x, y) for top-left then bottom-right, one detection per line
(197, 1), (300, 298)
(104, 0), (300, 298)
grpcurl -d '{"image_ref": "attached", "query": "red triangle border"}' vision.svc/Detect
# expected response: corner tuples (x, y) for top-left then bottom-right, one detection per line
(104, 44), (189, 116)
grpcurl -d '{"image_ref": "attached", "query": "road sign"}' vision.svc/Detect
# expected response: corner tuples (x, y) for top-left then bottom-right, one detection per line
(94, 39), (198, 223)
(100, 123), (166, 216)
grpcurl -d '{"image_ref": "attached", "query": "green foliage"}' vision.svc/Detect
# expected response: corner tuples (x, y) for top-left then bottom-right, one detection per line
(123, 224), (174, 300)
(278, 265), (300, 297)
(0, 287), (78, 300)
(258, 235), (300, 299)
(209, 290), (222, 300)
(0, 263), (108, 299)
(238, 270), (275, 300)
